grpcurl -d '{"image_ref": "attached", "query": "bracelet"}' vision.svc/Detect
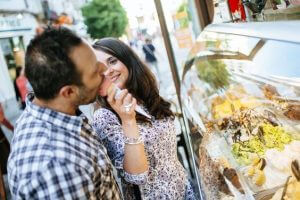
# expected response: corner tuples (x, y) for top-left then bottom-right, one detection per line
(124, 136), (143, 145)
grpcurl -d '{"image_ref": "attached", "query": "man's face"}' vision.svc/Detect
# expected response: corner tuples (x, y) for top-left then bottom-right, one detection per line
(69, 41), (106, 105)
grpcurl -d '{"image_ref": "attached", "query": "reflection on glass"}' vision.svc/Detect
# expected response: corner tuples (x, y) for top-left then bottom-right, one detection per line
(245, 40), (300, 78)
(201, 31), (261, 57)
(195, 59), (231, 91)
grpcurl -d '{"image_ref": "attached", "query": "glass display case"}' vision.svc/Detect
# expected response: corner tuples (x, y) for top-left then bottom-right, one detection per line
(181, 22), (300, 200)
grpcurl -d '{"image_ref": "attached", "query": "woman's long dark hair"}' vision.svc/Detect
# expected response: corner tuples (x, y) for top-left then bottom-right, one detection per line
(93, 38), (174, 122)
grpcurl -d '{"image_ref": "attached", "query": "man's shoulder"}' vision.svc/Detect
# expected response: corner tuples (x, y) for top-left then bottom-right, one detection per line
(11, 111), (100, 167)
(12, 112), (61, 162)
(9, 119), (94, 181)
(14, 111), (52, 143)
(10, 114), (54, 164)
(16, 110), (46, 128)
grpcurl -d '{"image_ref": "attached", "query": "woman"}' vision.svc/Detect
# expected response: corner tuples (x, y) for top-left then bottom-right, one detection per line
(142, 38), (160, 81)
(92, 38), (195, 200)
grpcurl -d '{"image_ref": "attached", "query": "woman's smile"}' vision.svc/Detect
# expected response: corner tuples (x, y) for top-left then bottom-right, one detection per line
(111, 74), (120, 82)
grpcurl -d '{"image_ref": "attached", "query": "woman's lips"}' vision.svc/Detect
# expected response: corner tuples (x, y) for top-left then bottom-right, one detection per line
(111, 74), (120, 82)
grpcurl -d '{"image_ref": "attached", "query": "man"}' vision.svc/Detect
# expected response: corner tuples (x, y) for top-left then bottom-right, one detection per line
(142, 38), (160, 81)
(7, 27), (122, 199)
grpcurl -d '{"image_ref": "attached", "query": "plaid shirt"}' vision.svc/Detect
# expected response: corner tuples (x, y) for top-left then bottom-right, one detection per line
(7, 94), (122, 200)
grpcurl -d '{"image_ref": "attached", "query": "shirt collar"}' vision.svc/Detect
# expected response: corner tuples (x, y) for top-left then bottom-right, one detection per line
(25, 93), (85, 134)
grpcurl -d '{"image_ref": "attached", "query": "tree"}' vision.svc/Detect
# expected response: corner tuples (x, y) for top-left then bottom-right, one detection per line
(81, 0), (128, 39)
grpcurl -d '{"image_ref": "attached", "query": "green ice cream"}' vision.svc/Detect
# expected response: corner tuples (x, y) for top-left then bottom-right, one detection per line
(232, 123), (293, 165)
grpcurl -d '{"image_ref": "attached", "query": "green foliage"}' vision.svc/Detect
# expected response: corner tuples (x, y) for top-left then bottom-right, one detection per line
(81, 0), (128, 39)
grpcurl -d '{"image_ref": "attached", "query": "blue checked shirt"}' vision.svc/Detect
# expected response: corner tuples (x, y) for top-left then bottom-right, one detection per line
(7, 94), (122, 200)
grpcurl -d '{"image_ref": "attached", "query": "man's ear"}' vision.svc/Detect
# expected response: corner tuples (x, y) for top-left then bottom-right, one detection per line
(59, 85), (78, 99)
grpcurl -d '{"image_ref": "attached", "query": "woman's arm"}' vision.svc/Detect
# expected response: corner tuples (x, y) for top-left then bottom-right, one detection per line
(93, 108), (148, 185)
(2, 118), (14, 131)
(121, 118), (148, 174)
(106, 87), (148, 174)
(0, 104), (14, 131)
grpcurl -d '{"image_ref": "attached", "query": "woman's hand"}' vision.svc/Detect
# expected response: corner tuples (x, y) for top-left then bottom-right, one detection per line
(107, 85), (137, 123)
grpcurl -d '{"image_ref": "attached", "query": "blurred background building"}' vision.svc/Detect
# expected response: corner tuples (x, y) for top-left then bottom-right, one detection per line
(0, 0), (89, 120)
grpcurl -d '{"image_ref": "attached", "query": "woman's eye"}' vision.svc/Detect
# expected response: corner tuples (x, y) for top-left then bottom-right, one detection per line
(109, 58), (118, 65)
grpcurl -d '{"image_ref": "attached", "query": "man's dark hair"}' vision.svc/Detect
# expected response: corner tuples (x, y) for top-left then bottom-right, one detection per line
(25, 27), (83, 100)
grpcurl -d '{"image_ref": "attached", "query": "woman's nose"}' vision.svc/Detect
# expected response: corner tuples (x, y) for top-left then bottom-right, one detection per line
(103, 67), (113, 76)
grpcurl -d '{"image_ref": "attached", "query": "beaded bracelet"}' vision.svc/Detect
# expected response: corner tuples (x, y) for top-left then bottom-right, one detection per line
(124, 136), (143, 145)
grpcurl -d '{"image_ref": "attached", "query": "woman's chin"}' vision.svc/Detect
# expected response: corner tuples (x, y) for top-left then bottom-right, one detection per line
(116, 83), (125, 89)
(113, 80), (123, 89)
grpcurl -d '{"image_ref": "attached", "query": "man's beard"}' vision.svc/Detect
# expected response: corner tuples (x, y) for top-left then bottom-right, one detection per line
(76, 86), (98, 106)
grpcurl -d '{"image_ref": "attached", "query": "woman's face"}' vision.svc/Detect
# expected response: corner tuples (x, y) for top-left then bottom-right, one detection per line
(95, 50), (129, 89)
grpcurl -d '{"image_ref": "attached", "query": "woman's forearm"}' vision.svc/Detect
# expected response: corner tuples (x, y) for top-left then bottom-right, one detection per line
(105, 86), (148, 174)
(122, 119), (148, 174)
(2, 118), (14, 131)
